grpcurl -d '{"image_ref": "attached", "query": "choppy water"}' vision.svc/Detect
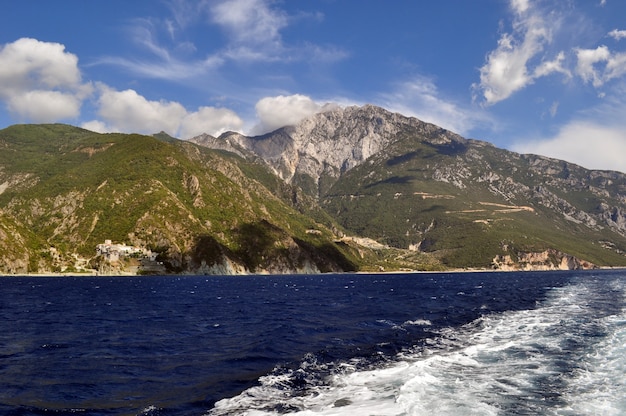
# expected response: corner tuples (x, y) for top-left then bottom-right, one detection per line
(0, 271), (624, 415)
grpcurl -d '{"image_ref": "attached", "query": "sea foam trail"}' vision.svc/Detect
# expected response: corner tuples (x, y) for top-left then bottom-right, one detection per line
(209, 277), (626, 416)
(558, 312), (626, 415)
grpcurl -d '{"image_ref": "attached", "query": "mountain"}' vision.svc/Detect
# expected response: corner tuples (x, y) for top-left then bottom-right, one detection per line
(0, 124), (381, 275)
(191, 105), (626, 270)
(190, 105), (437, 197)
(2, 105), (626, 274)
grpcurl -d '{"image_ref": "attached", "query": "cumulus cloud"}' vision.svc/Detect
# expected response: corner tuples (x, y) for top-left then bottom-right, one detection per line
(86, 85), (243, 138)
(474, 0), (567, 105)
(81, 120), (110, 134)
(252, 94), (322, 134)
(476, 3), (626, 103)
(8, 90), (83, 122)
(608, 29), (626, 41)
(179, 106), (243, 138)
(96, 86), (187, 135)
(606, 52), (626, 80)
(0, 38), (91, 122)
(575, 45), (626, 87)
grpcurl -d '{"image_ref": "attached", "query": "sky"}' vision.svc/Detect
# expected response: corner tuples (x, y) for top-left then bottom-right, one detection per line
(2, 0), (626, 172)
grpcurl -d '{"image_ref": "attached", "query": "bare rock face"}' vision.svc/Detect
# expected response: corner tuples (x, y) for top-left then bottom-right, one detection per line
(492, 249), (597, 271)
(599, 204), (626, 235)
(189, 132), (249, 158)
(191, 105), (465, 191)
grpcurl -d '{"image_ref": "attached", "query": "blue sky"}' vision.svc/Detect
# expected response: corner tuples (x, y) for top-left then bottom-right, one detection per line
(2, 0), (626, 172)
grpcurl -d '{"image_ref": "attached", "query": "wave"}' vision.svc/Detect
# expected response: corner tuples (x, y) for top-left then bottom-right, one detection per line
(208, 276), (626, 415)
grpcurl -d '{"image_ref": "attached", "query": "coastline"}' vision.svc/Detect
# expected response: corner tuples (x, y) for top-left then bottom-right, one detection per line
(3, 266), (625, 278)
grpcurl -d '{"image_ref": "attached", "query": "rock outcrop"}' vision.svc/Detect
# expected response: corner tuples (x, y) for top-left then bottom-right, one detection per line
(492, 249), (597, 271)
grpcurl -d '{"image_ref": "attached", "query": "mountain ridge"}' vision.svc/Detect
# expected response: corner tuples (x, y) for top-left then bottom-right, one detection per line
(0, 124), (379, 275)
(190, 104), (626, 269)
(1, 105), (626, 274)
(190, 105), (471, 197)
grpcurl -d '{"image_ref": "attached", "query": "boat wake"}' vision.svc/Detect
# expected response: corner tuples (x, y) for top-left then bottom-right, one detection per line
(209, 277), (626, 415)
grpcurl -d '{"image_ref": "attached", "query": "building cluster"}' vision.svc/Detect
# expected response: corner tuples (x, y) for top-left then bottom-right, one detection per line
(96, 239), (156, 262)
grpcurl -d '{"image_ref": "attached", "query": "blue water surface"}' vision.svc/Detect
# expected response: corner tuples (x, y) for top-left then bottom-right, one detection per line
(0, 271), (623, 415)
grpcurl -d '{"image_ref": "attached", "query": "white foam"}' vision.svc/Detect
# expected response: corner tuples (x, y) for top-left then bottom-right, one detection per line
(556, 314), (626, 415)
(403, 319), (432, 326)
(209, 278), (626, 416)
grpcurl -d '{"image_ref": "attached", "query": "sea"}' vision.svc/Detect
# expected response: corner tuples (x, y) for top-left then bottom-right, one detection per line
(0, 270), (625, 416)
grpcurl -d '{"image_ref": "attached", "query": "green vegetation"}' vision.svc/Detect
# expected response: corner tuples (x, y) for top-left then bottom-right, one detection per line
(1, 121), (625, 274)
(321, 129), (626, 269)
(0, 124), (365, 274)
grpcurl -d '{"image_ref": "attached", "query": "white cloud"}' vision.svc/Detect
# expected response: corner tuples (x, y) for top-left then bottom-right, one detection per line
(96, 0), (343, 81)
(95, 55), (224, 81)
(534, 51), (571, 78)
(94, 15), (223, 80)
(382, 76), (493, 136)
(475, 2), (626, 104)
(512, 120), (626, 172)
(252, 94), (322, 134)
(575, 45), (626, 87)
(96, 86), (187, 135)
(513, 87), (626, 172)
(91, 85), (243, 138)
(605, 51), (626, 80)
(511, 0), (530, 14)
(81, 120), (110, 134)
(0, 38), (91, 122)
(130, 19), (173, 62)
(179, 106), (243, 138)
(209, 0), (287, 48)
(95, 54), (223, 81)
(608, 29), (626, 41)
(208, 0), (288, 62)
(575, 46), (611, 87)
(474, 1), (566, 105)
(0, 38), (81, 89)
(206, 0), (345, 64)
(7, 90), (82, 123)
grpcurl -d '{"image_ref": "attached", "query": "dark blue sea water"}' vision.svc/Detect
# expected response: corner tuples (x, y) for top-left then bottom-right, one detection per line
(1, 271), (624, 415)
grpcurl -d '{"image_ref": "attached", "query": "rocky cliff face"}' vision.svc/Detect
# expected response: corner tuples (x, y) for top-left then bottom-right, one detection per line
(191, 105), (465, 195)
(492, 249), (597, 271)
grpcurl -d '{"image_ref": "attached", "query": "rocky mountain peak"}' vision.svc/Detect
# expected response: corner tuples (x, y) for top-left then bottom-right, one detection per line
(189, 131), (248, 158)
(190, 104), (465, 194)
